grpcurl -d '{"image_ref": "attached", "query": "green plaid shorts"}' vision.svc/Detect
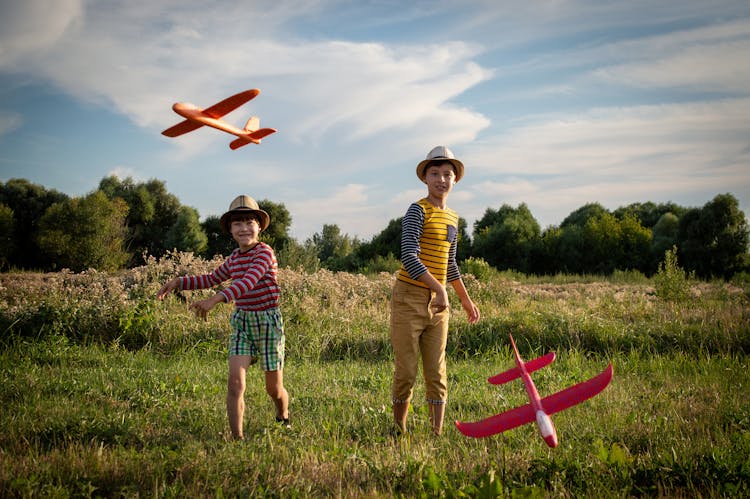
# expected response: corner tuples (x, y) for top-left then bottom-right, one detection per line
(228, 307), (285, 371)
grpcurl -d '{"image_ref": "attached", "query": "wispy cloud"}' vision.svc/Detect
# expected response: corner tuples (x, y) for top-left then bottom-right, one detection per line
(470, 98), (750, 175)
(0, 111), (22, 136)
(1, 1), (492, 148)
(286, 183), (375, 239)
(0, 0), (82, 65)
(589, 18), (750, 94)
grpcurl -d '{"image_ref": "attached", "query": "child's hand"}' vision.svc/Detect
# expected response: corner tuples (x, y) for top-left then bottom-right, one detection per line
(189, 294), (225, 320)
(157, 278), (179, 300)
(430, 288), (449, 313)
(189, 299), (213, 320)
(461, 298), (480, 324)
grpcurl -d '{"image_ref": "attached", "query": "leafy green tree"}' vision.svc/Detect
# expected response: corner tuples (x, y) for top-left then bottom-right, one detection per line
(554, 212), (652, 275)
(368, 217), (402, 260)
(581, 213), (623, 274)
(0, 203), (15, 270)
(617, 214), (653, 272)
(456, 217), (472, 262)
(258, 199), (293, 250)
(614, 201), (687, 229)
(556, 224), (586, 274)
(678, 193), (749, 278)
(99, 176), (154, 255)
(346, 217), (402, 271)
(0, 178), (68, 269)
(546, 204), (652, 275)
(560, 202), (608, 229)
(135, 179), (183, 258)
(529, 226), (563, 275)
(201, 215), (235, 258)
(310, 224), (357, 271)
(472, 203), (540, 272)
(99, 176), (182, 263)
(165, 206), (207, 255)
(37, 191), (129, 271)
(276, 238), (320, 271)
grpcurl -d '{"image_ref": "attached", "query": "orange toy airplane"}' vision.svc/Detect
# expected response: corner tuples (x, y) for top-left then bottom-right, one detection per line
(456, 334), (613, 447)
(162, 89), (276, 149)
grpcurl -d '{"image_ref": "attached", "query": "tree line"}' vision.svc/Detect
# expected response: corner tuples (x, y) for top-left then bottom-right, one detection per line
(1, 176), (748, 279)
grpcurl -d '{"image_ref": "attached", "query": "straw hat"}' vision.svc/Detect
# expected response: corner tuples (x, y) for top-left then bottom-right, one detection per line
(219, 195), (270, 233)
(416, 145), (464, 182)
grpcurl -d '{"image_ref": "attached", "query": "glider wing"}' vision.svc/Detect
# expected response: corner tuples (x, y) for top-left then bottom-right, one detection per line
(202, 89), (260, 119)
(162, 119), (204, 137)
(455, 402), (535, 438)
(488, 351), (556, 385)
(539, 363), (613, 415)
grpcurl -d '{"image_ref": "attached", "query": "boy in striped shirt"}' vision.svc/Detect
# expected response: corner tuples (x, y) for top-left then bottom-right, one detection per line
(391, 146), (481, 436)
(157, 195), (289, 439)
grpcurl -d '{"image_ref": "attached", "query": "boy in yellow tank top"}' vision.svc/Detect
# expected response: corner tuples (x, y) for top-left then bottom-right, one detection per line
(390, 146), (481, 435)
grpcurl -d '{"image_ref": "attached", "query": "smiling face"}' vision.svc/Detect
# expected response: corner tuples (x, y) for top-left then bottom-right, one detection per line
(423, 161), (457, 205)
(229, 214), (261, 251)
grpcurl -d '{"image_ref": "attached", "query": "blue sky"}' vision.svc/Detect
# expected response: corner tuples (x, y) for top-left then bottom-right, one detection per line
(1, 0), (749, 241)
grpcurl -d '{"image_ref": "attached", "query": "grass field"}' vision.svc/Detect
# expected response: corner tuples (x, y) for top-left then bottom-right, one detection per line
(1, 253), (748, 497)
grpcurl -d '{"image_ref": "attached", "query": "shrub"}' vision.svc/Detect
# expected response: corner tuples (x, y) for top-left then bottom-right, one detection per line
(460, 257), (496, 282)
(653, 246), (693, 301)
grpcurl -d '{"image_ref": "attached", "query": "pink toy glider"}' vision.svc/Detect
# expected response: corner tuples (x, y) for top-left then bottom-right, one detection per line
(162, 89), (276, 149)
(455, 334), (613, 447)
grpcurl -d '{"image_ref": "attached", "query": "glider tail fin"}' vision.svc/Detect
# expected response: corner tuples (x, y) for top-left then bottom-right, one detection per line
(243, 116), (260, 132)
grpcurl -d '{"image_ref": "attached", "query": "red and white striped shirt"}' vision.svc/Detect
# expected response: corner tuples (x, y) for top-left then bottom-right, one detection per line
(179, 242), (280, 311)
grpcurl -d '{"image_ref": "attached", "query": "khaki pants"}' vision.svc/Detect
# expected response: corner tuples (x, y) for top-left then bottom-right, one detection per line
(390, 279), (450, 405)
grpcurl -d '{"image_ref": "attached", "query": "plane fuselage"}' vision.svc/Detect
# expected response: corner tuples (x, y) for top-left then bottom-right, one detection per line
(172, 103), (260, 143)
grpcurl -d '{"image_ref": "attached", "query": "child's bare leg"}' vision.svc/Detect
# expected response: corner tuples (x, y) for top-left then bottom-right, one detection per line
(264, 370), (289, 420)
(227, 355), (252, 439)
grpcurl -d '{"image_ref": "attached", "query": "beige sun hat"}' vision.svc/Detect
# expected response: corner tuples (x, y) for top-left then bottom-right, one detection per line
(219, 195), (270, 233)
(416, 145), (464, 182)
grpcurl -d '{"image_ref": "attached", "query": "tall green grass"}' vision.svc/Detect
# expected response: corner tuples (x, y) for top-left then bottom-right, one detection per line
(1, 252), (748, 496)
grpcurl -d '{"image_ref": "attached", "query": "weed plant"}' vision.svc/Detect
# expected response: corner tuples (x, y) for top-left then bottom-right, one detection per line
(653, 246), (694, 301)
(1, 252), (749, 496)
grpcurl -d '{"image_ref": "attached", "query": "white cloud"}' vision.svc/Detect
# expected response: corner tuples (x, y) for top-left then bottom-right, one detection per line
(0, 0), (83, 66)
(2, 1), (491, 150)
(590, 19), (750, 94)
(0, 111), (22, 137)
(468, 98), (750, 178)
(106, 166), (143, 183)
(286, 183), (374, 238)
